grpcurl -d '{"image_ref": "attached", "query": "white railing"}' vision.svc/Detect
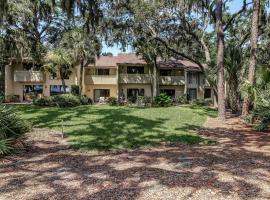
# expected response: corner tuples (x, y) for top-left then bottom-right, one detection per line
(159, 76), (185, 85)
(84, 75), (117, 85)
(119, 74), (152, 84)
(14, 71), (45, 82)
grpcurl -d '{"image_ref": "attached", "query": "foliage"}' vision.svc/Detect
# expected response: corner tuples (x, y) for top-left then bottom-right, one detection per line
(251, 83), (270, 131)
(173, 95), (189, 105)
(106, 97), (118, 106)
(79, 95), (92, 105)
(191, 98), (213, 107)
(34, 94), (92, 108)
(136, 96), (153, 107)
(4, 95), (20, 103)
(0, 104), (31, 156)
(154, 93), (172, 107)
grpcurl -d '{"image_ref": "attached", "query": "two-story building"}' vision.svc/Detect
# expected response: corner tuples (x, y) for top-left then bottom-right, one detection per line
(4, 53), (212, 102)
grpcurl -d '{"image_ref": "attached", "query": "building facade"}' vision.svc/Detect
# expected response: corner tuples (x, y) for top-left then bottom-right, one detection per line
(4, 53), (212, 102)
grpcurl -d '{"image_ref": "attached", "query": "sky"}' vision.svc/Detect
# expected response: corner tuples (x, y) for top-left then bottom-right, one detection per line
(102, 0), (247, 55)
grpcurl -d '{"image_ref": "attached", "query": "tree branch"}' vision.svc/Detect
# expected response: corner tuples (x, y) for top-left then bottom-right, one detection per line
(153, 37), (205, 73)
(223, 0), (251, 32)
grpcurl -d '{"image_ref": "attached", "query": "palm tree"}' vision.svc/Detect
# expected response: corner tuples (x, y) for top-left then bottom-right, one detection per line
(45, 50), (74, 93)
(224, 44), (245, 114)
(60, 28), (101, 94)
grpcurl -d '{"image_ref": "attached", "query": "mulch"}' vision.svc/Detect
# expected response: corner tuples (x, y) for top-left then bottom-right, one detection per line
(0, 117), (270, 200)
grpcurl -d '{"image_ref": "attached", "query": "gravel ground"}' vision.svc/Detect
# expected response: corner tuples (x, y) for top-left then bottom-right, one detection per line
(0, 117), (270, 200)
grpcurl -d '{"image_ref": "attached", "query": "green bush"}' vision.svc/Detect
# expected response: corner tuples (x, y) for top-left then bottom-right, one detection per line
(0, 104), (31, 156)
(251, 87), (270, 131)
(173, 94), (189, 105)
(154, 93), (172, 107)
(191, 98), (213, 106)
(51, 94), (81, 107)
(79, 95), (92, 105)
(4, 95), (20, 103)
(107, 97), (118, 106)
(33, 96), (54, 106)
(34, 94), (92, 107)
(136, 96), (153, 107)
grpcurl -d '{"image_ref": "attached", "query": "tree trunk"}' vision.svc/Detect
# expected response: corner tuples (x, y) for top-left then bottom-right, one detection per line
(228, 75), (240, 114)
(216, 0), (226, 121)
(60, 67), (66, 93)
(152, 58), (158, 97)
(242, 0), (260, 117)
(79, 60), (84, 95)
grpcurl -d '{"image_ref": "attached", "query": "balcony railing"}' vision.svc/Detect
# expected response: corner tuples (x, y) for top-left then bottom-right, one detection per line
(119, 74), (152, 84)
(14, 71), (45, 82)
(84, 75), (117, 85)
(159, 76), (185, 85)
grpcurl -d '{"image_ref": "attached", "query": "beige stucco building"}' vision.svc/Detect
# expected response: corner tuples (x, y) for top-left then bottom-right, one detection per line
(4, 53), (212, 102)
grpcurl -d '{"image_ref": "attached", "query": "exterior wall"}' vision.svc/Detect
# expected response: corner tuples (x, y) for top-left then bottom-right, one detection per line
(5, 62), (79, 101)
(84, 84), (118, 100)
(159, 85), (185, 97)
(119, 84), (152, 99)
(5, 60), (213, 102)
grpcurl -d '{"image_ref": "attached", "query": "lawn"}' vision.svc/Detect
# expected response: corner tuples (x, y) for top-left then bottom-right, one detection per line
(16, 105), (217, 151)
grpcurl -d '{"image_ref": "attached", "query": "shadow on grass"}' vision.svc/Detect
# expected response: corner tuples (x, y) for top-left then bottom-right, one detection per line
(15, 105), (217, 151)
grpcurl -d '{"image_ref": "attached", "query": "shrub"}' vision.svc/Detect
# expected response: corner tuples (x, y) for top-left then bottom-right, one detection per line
(79, 95), (92, 105)
(154, 93), (172, 107)
(0, 104), (31, 156)
(33, 96), (54, 106)
(52, 94), (81, 107)
(173, 94), (189, 105)
(107, 97), (118, 106)
(34, 94), (92, 107)
(136, 96), (153, 107)
(251, 87), (270, 131)
(4, 95), (20, 103)
(191, 98), (213, 106)
(71, 85), (80, 95)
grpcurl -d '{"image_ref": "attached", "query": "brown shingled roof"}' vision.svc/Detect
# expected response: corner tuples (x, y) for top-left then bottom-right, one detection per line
(87, 53), (203, 71)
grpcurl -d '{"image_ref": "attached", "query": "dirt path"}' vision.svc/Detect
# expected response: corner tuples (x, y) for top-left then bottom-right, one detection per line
(0, 117), (270, 200)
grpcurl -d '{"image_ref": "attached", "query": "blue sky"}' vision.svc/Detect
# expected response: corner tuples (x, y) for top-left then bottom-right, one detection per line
(102, 0), (247, 55)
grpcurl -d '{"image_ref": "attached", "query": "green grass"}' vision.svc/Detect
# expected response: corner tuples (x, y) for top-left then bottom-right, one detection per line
(15, 105), (217, 151)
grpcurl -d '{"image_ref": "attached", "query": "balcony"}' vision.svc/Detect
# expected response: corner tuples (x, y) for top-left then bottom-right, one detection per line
(84, 75), (117, 85)
(119, 74), (152, 84)
(159, 76), (185, 85)
(14, 71), (45, 82)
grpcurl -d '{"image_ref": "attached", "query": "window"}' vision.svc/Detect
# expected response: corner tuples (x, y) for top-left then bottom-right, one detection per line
(160, 89), (175, 97)
(50, 85), (70, 95)
(187, 88), (197, 100)
(96, 69), (110, 75)
(188, 72), (197, 84)
(127, 66), (144, 74)
(23, 85), (43, 100)
(127, 88), (145, 102)
(94, 89), (110, 102)
(204, 89), (212, 99)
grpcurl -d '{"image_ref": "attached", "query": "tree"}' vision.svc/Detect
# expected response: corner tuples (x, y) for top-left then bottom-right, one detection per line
(242, 0), (261, 117)
(60, 28), (101, 95)
(45, 50), (74, 93)
(216, 0), (226, 121)
(103, 0), (249, 121)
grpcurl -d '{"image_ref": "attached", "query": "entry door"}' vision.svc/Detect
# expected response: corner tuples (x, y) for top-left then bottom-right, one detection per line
(188, 88), (197, 100)
(94, 89), (110, 102)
